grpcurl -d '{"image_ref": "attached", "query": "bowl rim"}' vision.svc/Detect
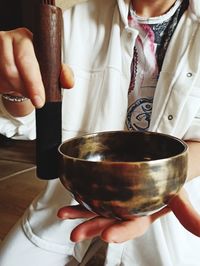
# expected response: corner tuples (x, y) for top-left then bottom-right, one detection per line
(58, 130), (188, 164)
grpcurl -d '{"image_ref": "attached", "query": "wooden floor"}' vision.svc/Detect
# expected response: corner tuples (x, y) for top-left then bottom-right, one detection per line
(0, 136), (46, 240)
(0, 135), (106, 264)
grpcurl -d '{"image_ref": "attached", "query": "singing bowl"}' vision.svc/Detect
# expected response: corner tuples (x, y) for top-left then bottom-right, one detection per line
(59, 131), (188, 219)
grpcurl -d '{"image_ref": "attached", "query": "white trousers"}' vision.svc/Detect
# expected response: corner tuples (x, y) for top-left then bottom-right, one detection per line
(0, 178), (200, 266)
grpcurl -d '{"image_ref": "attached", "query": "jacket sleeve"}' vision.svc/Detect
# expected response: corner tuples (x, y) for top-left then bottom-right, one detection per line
(183, 106), (200, 141)
(0, 96), (36, 140)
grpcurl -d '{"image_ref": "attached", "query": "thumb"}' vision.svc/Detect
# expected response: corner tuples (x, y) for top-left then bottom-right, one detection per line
(60, 64), (74, 89)
(168, 188), (200, 237)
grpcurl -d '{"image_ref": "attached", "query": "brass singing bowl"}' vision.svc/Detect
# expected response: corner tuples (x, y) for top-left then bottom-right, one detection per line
(59, 131), (188, 219)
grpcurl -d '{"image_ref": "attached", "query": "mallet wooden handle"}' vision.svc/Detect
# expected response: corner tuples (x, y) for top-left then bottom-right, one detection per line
(34, 1), (63, 179)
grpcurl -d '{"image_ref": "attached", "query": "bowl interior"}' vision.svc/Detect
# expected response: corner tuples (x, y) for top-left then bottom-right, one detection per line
(59, 131), (187, 163)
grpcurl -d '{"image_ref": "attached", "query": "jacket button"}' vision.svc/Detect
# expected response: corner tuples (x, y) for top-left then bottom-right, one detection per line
(168, 115), (173, 120)
(187, 72), (192, 77)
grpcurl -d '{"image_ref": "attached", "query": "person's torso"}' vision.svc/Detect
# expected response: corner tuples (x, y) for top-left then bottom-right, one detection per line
(62, 0), (200, 141)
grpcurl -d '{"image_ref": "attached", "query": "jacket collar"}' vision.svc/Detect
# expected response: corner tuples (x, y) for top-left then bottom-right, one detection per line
(117, 0), (200, 24)
(117, 0), (130, 27)
(189, 0), (200, 20)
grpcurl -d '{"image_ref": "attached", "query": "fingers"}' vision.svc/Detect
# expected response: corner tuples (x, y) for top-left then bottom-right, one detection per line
(57, 205), (97, 219)
(168, 188), (200, 237)
(57, 205), (154, 243)
(0, 28), (45, 108)
(13, 29), (45, 107)
(70, 216), (116, 242)
(57, 205), (116, 242)
(0, 28), (74, 109)
(0, 31), (24, 93)
(66, 214), (155, 243)
(102, 206), (171, 243)
(57, 204), (171, 243)
(101, 216), (151, 243)
(60, 64), (74, 89)
(58, 189), (200, 244)
(151, 205), (171, 222)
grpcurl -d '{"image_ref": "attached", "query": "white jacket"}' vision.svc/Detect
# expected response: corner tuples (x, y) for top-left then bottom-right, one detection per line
(0, 0), (200, 142)
(0, 1), (200, 265)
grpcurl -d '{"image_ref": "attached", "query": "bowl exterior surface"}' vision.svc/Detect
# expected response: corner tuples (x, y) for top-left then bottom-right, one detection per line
(59, 131), (188, 218)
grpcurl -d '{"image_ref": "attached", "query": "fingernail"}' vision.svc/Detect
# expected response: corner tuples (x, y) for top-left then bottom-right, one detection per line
(32, 95), (44, 108)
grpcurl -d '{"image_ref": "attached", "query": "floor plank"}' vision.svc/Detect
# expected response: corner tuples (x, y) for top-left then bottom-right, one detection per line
(0, 159), (35, 180)
(0, 135), (36, 163)
(0, 169), (46, 240)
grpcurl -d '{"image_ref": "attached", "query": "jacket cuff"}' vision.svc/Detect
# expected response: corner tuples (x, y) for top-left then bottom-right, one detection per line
(0, 95), (36, 140)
